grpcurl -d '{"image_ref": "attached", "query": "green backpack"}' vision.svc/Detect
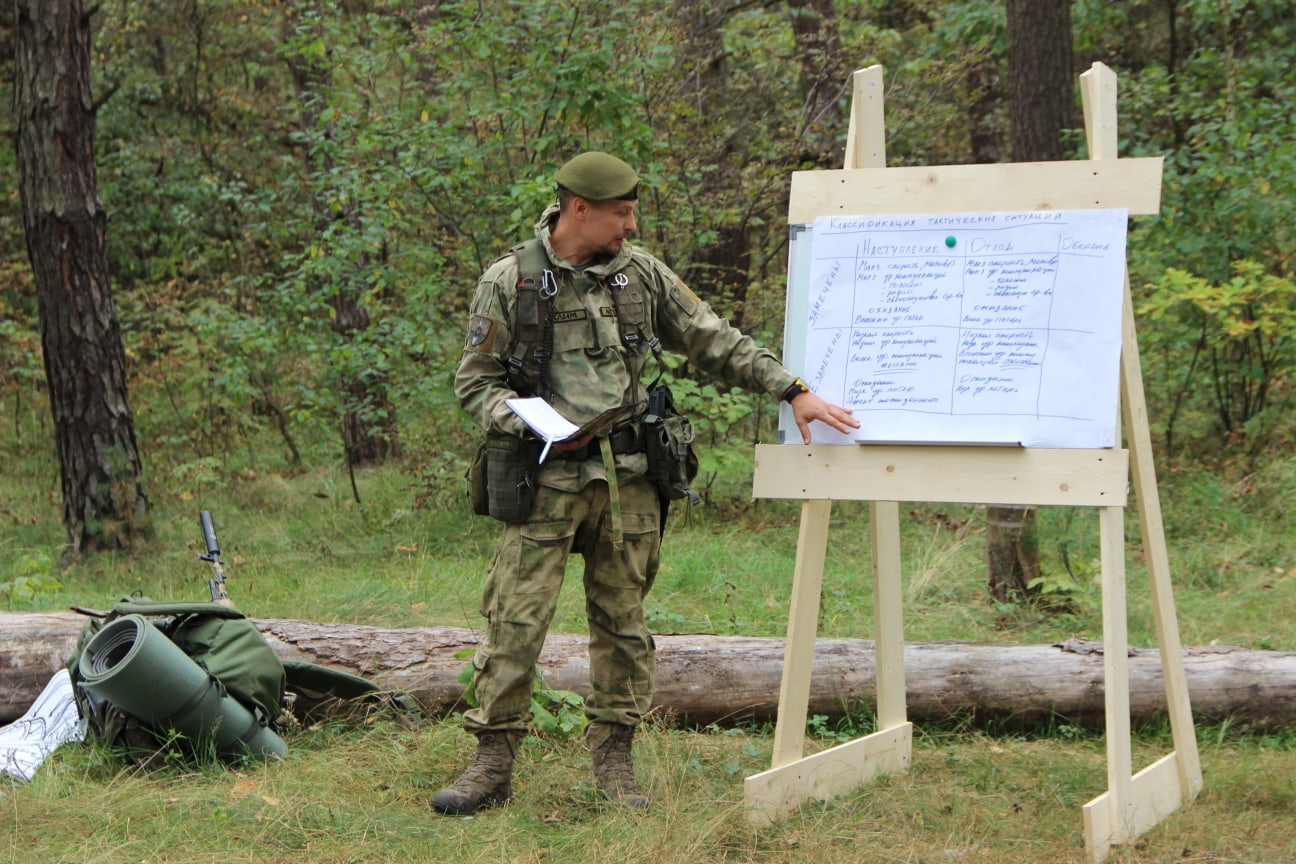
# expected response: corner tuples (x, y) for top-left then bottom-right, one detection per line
(68, 595), (413, 762)
(67, 596), (288, 759)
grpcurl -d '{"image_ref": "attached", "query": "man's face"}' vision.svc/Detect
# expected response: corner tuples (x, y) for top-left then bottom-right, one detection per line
(582, 198), (638, 257)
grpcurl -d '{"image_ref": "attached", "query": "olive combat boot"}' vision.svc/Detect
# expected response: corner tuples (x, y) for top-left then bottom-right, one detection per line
(430, 731), (520, 815)
(588, 722), (649, 810)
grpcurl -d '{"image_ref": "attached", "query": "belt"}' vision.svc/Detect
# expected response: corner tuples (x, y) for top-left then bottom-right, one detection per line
(552, 423), (644, 461)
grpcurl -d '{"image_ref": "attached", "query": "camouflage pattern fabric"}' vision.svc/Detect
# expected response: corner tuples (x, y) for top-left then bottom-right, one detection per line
(454, 204), (800, 731)
(464, 479), (659, 731)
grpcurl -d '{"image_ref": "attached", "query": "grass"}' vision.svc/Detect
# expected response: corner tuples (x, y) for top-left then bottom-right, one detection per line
(7, 719), (1296, 863)
(3, 409), (1296, 863)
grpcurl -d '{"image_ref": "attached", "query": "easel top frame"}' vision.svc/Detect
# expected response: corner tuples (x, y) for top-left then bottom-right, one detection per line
(787, 157), (1164, 224)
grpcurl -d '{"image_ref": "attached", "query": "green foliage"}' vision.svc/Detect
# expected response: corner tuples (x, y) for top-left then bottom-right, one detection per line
(1115, 1), (1296, 286)
(528, 681), (588, 738)
(1139, 260), (1296, 461)
(1, 550), (61, 610)
(408, 0), (677, 270)
(807, 709), (877, 744)
(658, 367), (768, 501)
(456, 657), (587, 739)
(1025, 563), (1094, 610)
(0, 0), (1291, 487)
(0, 311), (42, 409)
(1, 0), (1294, 590)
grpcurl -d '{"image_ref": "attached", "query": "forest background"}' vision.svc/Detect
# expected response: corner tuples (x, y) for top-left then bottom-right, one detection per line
(1, 0), (1293, 553)
(2, 1), (1296, 862)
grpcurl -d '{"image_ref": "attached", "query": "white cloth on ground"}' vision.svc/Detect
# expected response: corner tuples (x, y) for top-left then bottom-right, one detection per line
(0, 668), (86, 785)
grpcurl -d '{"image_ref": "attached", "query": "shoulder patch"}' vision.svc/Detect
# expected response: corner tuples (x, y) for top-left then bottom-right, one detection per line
(669, 277), (701, 317)
(466, 315), (499, 353)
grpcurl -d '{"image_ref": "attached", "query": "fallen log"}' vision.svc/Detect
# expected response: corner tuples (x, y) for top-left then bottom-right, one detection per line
(2, 611), (1292, 729)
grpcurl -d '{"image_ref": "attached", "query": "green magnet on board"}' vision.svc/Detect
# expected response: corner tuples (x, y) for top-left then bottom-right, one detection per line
(945, 235), (957, 247)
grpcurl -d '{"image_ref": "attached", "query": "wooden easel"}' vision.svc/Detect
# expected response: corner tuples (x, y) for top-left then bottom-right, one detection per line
(743, 62), (1202, 864)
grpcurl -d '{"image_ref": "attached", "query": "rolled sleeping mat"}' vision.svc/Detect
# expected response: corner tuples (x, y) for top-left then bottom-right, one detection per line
(77, 614), (286, 760)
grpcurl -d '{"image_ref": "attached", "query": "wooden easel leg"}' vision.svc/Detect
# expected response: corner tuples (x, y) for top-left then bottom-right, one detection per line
(770, 498), (832, 768)
(745, 497), (913, 826)
(871, 501), (907, 730)
(1085, 504), (1135, 863)
(1080, 65), (1200, 862)
(1120, 284), (1204, 797)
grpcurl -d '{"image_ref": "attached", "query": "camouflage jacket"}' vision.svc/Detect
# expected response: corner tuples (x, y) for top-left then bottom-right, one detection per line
(454, 204), (797, 491)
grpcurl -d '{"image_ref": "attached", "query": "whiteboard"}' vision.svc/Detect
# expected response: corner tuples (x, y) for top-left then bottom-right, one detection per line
(779, 209), (1128, 448)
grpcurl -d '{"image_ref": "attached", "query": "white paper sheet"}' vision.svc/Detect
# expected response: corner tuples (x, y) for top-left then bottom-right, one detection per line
(1, 669), (86, 785)
(786, 209), (1128, 447)
(505, 397), (580, 463)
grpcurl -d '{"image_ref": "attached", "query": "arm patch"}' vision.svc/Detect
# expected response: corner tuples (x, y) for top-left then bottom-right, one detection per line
(669, 277), (700, 317)
(466, 315), (500, 353)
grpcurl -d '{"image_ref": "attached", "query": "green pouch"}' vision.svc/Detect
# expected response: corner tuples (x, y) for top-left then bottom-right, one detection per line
(483, 432), (542, 523)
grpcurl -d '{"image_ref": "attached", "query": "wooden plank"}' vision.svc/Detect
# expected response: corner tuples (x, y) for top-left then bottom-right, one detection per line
(1083, 752), (1188, 864)
(844, 66), (886, 171)
(1082, 60), (1203, 802)
(1120, 277), (1203, 796)
(1099, 505), (1135, 844)
(871, 501), (907, 729)
(1080, 62), (1119, 160)
(770, 499), (832, 767)
(752, 444), (1128, 507)
(788, 157), (1163, 223)
(746, 723), (913, 827)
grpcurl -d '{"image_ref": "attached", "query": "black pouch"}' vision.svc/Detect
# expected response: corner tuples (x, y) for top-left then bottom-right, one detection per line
(643, 384), (700, 503)
(480, 432), (542, 523)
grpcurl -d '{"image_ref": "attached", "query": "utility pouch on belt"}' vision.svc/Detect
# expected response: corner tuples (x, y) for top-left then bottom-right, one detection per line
(467, 439), (490, 517)
(469, 432), (542, 523)
(643, 384), (700, 504)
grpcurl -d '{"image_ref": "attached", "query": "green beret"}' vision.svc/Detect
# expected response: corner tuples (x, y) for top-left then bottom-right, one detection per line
(554, 151), (640, 201)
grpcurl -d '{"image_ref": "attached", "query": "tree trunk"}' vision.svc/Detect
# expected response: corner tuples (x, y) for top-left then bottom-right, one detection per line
(667, 0), (756, 328)
(6, 612), (1294, 731)
(1006, 0), (1075, 163)
(966, 59), (1006, 165)
(985, 504), (1041, 603)
(988, 0), (1076, 602)
(14, 0), (149, 559)
(283, 3), (400, 467)
(787, 0), (845, 166)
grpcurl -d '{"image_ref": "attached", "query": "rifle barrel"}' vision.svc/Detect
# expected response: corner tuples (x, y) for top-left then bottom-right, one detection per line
(200, 511), (220, 559)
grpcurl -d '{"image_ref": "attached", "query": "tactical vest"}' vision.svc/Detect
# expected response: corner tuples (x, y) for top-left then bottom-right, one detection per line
(504, 238), (659, 397)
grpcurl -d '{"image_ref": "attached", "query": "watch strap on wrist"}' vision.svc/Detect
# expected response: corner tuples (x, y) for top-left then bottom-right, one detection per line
(781, 377), (810, 403)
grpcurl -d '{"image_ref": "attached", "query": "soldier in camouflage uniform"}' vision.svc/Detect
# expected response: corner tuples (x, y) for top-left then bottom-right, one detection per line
(434, 152), (858, 815)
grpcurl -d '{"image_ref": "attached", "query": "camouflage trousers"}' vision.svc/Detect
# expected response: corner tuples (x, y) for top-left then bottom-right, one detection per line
(464, 476), (661, 733)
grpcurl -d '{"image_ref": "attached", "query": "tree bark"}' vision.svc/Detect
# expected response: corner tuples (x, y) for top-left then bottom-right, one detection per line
(966, 59), (1006, 165)
(985, 504), (1041, 603)
(5, 612), (1294, 731)
(787, 0), (845, 166)
(1006, 0), (1075, 162)
(666, 0), (751, 326)
(988, 0), (1076, 602)
(14, 0), (150, 559)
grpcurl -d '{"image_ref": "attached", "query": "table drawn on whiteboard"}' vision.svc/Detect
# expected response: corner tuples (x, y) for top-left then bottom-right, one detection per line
(782, 208), (1128, 448)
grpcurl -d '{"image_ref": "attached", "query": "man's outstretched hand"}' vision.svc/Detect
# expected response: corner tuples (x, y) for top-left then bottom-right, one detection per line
(789, 391), (859, 444)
